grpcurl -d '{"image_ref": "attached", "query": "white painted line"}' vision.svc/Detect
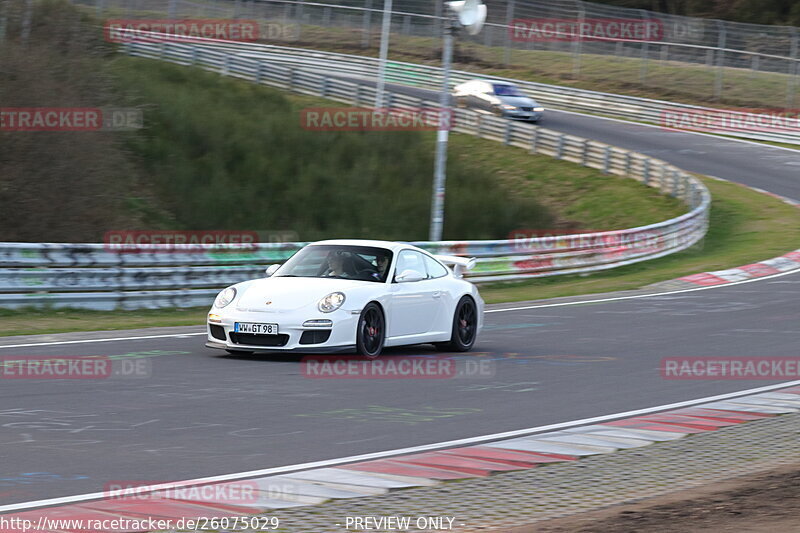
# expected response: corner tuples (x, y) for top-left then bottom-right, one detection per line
(0, 332), (206, 350)
(485, 267), (800, 314)
(3, 266), (796, 351)
(2, 379), (799, 513)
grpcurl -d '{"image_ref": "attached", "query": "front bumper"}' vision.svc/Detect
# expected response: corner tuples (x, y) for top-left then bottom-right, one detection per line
(206, 309), (359, 354)
(503, 110), (543, 121)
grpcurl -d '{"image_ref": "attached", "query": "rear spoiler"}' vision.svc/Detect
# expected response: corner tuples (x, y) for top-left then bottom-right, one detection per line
(435, 255), (476, 278)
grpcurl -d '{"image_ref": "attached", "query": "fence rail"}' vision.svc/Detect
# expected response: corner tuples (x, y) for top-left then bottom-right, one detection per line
(67, 0), (800, 109)
(0, 38), (709, 310)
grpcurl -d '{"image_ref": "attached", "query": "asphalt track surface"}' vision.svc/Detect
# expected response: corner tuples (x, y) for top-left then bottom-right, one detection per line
(0, 71), (798, 507)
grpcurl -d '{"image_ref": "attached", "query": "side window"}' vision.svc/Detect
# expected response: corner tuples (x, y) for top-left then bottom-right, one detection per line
(394, 250), (426, 280)
(423, 255), (448, 279)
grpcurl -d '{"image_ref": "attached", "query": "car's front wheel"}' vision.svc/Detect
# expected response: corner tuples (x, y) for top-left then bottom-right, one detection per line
(356, 303), (385, 358)
(436, 296), (478, 352)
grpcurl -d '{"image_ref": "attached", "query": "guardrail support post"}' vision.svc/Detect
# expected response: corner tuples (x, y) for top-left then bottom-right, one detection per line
(643, 159), (651, 185)
(504, 122), (512, 145)
(671, 170), (679, 197)
(190, 45), (199, 66)
(222, 54), (231, 76)
(581, 140), (589, 166)
(256, 61), (264, 84)
(624, 151), (632, 177)
(530, 128), (539, 154)
(556, 134), (565, 159)
(321, 77), (329, 97)
(602, 146), (611, 174)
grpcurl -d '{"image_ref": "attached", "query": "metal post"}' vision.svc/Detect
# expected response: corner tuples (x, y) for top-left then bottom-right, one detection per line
(571, 1), (584, 78)
(429, 21), (454, 242)
(374, 0), (393, 108)
(786, 28), (798, 109)
(638, 10), (649, 85)
(714, 20), (726, 101)
(0, 0), (7, 42)
(503, 0), (514, 67)
(20, 0), (32, 44)
(168, 0), (177, 19)
(361, 0), (373, 48)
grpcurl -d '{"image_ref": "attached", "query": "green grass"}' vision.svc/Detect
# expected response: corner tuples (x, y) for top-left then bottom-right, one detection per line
(480, 176), (800, 303)
(109, 56), (684, 238)
(2, 177), (797, 337)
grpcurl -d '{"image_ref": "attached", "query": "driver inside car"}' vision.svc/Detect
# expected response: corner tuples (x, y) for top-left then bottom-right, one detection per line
(324, 251), (352, 278)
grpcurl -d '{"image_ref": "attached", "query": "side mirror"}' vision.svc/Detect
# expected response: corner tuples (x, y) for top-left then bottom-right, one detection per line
(265, 264), (280, 277)
(395, 269), (426, 283)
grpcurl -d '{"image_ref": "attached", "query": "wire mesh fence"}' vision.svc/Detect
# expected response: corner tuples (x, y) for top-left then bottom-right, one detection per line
(63, 0), (800, 108)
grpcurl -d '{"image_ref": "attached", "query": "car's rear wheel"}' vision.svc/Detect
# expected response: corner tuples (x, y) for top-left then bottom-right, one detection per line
(436, 296), (478, 352)
(356, 303), (385, 358)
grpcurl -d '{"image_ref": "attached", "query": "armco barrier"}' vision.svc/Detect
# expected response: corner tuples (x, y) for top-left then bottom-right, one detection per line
(0, 39), (709, 310)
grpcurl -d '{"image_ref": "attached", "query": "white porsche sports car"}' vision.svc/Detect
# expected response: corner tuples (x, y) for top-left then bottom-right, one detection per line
(206, 240), (484, 358)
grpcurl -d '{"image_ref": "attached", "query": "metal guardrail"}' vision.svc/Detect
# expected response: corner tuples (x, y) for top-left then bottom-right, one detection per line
(210, 41), (800, 146)
(0, 39), (710, 310)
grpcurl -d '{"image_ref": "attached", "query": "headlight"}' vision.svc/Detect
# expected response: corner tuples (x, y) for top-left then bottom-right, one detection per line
(318, 292), (346, 313)
(500, 104), (517, 110)
(214, 287), (237, 308)
(533, 106), (545, 112)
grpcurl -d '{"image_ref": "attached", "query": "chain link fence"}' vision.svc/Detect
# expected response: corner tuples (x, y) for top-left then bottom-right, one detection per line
(66, 0), (800, 108)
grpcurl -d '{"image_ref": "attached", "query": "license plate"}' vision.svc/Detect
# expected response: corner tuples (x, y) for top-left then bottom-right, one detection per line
(234, 322), (279, 335)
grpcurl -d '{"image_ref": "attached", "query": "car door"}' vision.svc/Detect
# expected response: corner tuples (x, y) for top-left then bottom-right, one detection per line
(387, 250), (441, 338)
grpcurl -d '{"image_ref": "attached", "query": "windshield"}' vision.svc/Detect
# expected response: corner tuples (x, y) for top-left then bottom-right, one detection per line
(493, 83), (525, 97)
(276, 245), (393, 282)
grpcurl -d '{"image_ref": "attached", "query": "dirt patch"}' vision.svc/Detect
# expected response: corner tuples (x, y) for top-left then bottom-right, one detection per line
(508, 464), (800, 533)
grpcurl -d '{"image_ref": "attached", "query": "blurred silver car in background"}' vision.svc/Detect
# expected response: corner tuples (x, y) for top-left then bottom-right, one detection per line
(453, 80), (544, 122)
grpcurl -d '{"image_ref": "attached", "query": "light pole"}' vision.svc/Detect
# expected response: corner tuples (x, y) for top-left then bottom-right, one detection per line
(429, 20), (455, 242)
(374, 0), (393, 108)
(428, 0), (486, 242)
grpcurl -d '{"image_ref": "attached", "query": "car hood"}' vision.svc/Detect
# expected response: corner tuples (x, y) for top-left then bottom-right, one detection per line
(497, 95), (538, 107)
(235, 276), (374, 312)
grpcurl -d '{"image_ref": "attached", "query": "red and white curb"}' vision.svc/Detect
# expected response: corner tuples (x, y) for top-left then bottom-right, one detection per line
(678, 248), (800, 286)
(2, 386), (799, 531)
(676, 178), (800, 287)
